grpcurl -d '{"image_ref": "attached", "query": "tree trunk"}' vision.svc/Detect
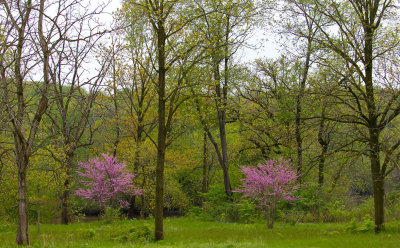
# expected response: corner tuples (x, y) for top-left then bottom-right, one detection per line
(37, 187), (41, 233)
(202, 128), (208, 194)
(112, 53), (120, 157)
(61, 155), (74, 225)
(128, 125), (143, 219)
(372, 171), (385, 233)
(295, 37), (312, 180)
(318, 147), (327, 186)
(370, 129), (385, 232)
(364, 24), (384, 232)
(317, 106), (328, 186)
(265, 208), (274, 229)
(213, 52), (232, 197)
(127, 146), (140, 219)
(61, 178), (70, 224)
(16, 168), (29, 245)
(127, 195), (136, 219)
(140, 164), (146, 218)
(155, 21), (167, 241)
(218, 108), (232, 197)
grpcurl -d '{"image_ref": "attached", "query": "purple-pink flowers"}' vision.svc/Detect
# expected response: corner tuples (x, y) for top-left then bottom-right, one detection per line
(235, 158), (300, 228)
(75, 154), (142, 209)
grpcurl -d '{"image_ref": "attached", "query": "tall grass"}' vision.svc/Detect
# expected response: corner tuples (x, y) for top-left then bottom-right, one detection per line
(0, 218), (399, 247)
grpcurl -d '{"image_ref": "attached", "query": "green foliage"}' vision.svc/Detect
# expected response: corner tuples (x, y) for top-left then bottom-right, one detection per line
(102, 207), (125, 223)
(386, 190), (400, 222)
(386, 220), (400, 233)
(346, 215), (375, 233)
(193, 184), (261, 223)
(111, 222), (153, 243)
(82, 229), (96, 239)
(128, 224), (153, 242)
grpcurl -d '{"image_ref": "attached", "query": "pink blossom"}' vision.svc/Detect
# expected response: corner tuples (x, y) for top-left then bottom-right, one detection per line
(75, 154), (143, 209)
(234, 158), (301, 228)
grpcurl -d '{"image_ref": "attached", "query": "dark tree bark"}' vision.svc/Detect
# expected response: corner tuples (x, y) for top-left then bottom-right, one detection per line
(317, 106), (329, 186)
(154, 19), (167, 241)
(213, 52), (233, 197)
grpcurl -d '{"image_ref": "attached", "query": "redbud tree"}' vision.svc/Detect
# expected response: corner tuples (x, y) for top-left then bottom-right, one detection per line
(75, 154), (142, 218)
(235, 159), (300, 228)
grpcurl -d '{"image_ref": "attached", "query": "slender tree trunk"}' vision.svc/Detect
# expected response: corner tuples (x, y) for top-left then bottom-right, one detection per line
(295, 37), (312, 180)
(61, 178), (70, 224)
(217, 109), (232, 197)
(128, 134), (142, 219)
(155, 21), (167, 241)
(318, 106), (328, 186)
(318, 146), (328, 186)
(16, 166), (29, 245)
(213, 53), (232, 197)
(202, 128), (208, 194)
(140, 174), (146, 218)
(112, 54), (120, 157)
(37, 187), (40, 233)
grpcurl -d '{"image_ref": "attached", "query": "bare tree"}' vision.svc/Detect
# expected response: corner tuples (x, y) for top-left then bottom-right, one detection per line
(1, 1), (111, 243)
(1, 0), (53, 244)
(44, 1), (110, 224)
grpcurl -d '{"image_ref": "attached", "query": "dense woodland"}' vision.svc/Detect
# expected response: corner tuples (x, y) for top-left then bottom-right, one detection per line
(1, 0), (400, 246)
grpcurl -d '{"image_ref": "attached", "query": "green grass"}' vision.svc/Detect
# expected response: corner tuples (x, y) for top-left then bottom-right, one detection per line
(0, 218), (399, 247)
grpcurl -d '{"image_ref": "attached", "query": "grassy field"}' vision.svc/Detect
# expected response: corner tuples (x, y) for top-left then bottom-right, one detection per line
(0, 218), (399, 247)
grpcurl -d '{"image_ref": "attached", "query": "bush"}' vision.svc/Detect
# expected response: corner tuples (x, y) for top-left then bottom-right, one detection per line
(346, 215), (374, 233)
(386, 220), (400, 233)
(195, 184), (261, 223)
(187, 206), (203, 219)
(386, 190), (400, 222)
(128, 224), (152, 242)
(83, 229), (96, 239)
(111, 222), (153, 243)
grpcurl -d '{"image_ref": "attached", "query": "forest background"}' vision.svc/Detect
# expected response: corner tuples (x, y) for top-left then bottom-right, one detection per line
(1, 0), (400, 245)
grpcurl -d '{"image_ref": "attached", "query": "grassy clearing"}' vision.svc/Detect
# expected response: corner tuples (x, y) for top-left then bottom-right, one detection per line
(0, 218), (399, 247)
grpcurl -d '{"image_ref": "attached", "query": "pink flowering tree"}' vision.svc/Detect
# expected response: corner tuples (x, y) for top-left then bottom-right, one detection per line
(235, 159), (300, 228)
(75, 154), (142, 220)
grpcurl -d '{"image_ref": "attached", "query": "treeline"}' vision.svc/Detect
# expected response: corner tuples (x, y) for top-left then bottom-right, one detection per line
(1, 0), (400, 245)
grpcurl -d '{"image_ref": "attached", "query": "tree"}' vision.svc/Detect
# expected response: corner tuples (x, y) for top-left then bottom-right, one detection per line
(191, 0), (257, 197)
(102, 25), (157, 218)
(75, 154), (142, 220)
(278, 0), (322, 179)
(44, 1), (110, 224)
(121, 0), (206, 240)
(0, 0), (57, 244)
(237, 56), (299, 160)
(303, 0), (400, 232)
(235, 159), (300, 228)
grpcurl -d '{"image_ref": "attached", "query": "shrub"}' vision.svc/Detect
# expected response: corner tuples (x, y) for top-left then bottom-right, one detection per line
(195, 184), (261, 223)
(113, 224), (153, 243)
(346, 215), (374, 233)
(75, 154), (142, 221)
(235, 159), (300, 228)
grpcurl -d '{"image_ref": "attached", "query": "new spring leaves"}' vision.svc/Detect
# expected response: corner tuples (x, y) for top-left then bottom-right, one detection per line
(75, 154), (143, 209)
